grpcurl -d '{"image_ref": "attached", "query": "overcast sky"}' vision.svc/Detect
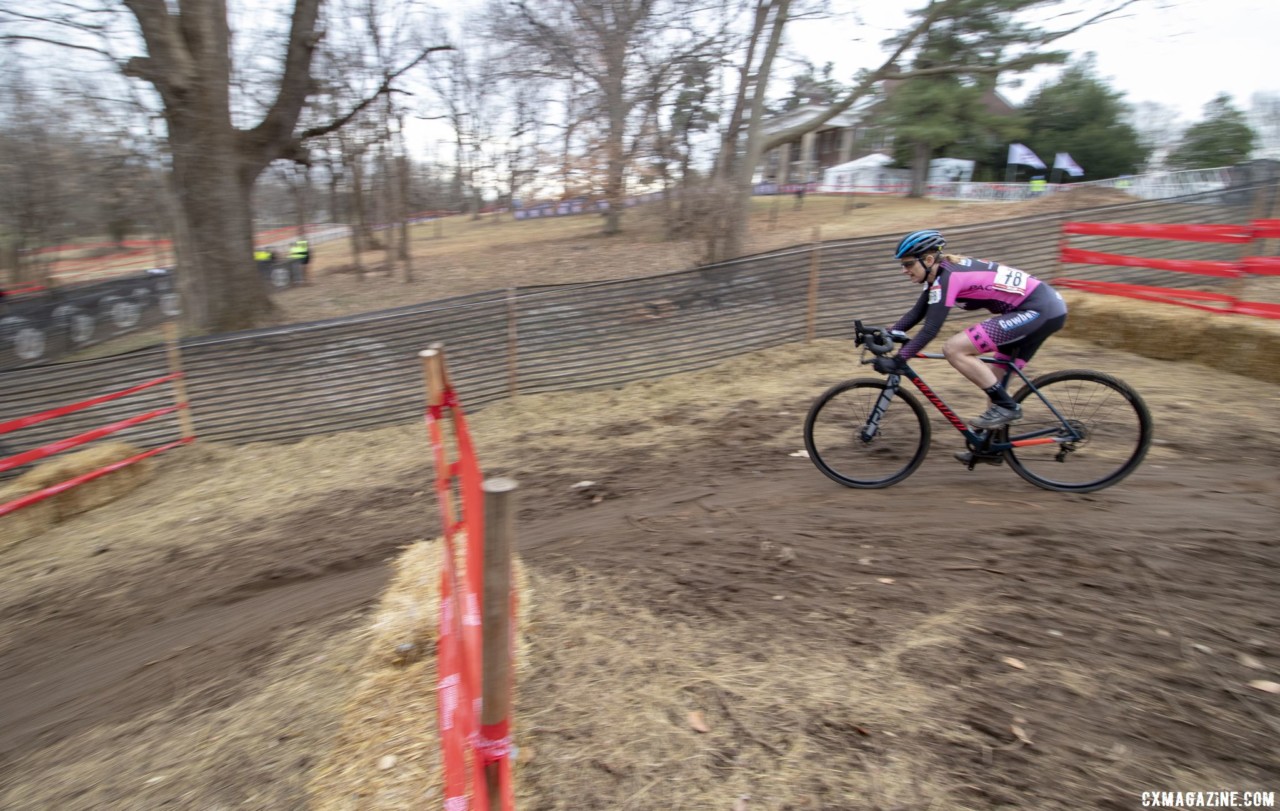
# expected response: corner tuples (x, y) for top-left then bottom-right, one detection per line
(784, 0), (1278, 124)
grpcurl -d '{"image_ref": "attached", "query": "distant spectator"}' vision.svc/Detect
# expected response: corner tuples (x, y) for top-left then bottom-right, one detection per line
(793, 184), (806, 209)
(289, 238), (310, 285)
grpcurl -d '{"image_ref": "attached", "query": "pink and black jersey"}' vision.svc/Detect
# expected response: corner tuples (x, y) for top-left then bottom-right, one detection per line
(891, 257), (1065, 360)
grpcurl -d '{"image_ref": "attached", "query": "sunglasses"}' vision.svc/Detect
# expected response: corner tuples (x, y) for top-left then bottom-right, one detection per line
(900, 258), (918, 270)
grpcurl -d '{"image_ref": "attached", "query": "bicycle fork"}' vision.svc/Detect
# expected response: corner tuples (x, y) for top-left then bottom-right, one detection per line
(859, 374), (901, 442)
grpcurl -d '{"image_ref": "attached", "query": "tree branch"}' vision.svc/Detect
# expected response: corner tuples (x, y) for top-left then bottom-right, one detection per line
(754, 0), (1123, 155)
(121, 0), (196, 98)
(0, 33), (115, 58)
(296, 45), (454, 142)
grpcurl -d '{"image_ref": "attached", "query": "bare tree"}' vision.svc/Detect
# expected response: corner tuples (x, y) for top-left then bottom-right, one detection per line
(2, 1), (447, 332)
(492, 0), (726, 236)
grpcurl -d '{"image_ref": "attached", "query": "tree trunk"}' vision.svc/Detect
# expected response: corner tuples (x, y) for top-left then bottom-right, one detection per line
(397, 137), (413, 283)
(601, 45), (627, 237)
(909, 141), (931, 198)
(379, 140), (395, 274)
(293, 167), (310, 240)
(166, 113), (274, 332)
(715, 0), (791, 262)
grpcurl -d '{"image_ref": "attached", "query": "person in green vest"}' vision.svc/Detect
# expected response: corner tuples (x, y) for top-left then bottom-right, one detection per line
(1029, 176), (1047, 196)
(288, 238), (310, 285)
(254, 247), (274, 277)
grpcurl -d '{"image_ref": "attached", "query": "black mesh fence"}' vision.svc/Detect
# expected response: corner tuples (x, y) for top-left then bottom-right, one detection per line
(1, 186), (1269, 466)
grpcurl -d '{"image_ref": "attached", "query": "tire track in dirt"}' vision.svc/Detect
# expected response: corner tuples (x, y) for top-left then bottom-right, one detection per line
(0, 564), (390, 761)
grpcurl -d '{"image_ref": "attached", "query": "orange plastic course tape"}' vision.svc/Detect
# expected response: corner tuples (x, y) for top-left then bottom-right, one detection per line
(1230, 300), (1280, 319)
(1057, 279), (1235, 303)
(0, 404), (182, 475)
(1060, 247), (1241, 278)
(0, 373), (182, 436)
(438, 564), (473, 811)
(1055, 279), (1280, 319)
(0, 436), (192, 519)
(1242, 256), (1280, 276)
(425, 384), (516, 811)
(1062, 221), (1255, 242)
(5, 283), (46, 295)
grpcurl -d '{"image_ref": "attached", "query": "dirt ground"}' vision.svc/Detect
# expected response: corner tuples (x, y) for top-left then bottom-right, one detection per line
(5, 189), (1278, 809)
(2, 330), (1278, 810)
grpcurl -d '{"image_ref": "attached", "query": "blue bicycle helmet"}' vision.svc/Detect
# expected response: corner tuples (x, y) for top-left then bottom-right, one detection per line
(894, 229), (946, 259)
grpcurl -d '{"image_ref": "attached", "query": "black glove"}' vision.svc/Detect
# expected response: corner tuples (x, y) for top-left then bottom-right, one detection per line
(872, 355), (907, 375)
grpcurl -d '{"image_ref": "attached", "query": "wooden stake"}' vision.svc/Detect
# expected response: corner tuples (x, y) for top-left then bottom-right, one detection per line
(162, 321), (196, 441)
(481, 476), (517, 800)
(420, 343), (451, 409)
(806, 226), (822, 342)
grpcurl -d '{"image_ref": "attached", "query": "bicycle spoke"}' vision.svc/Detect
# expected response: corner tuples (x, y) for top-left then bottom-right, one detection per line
(804, 380), (929, 488)
(1008, 370), (1152, 492)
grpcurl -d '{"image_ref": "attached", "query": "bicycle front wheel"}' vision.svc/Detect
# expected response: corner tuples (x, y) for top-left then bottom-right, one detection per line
(803, 378), (930, 488)
(1007, 369), (1153, 493)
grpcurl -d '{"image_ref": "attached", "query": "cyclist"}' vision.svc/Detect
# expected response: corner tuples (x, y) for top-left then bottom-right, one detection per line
(872, 229), (1068, 460)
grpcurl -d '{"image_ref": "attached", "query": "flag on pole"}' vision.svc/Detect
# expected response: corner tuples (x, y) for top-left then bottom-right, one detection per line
(1007, 143), (1047, 169)
(1054, 152), (1085, 177)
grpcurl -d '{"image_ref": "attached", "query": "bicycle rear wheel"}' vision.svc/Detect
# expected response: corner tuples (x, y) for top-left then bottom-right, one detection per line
(1007, 369), (1152, 493)
(803, 378), (930, 488)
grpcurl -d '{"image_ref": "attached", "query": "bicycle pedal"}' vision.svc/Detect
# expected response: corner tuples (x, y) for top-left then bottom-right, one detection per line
(954, 450), (1003, 467)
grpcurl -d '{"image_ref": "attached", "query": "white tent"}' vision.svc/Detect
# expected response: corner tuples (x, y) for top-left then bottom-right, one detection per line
(928, 157), (975, 184)
(821, 153), (896, 192)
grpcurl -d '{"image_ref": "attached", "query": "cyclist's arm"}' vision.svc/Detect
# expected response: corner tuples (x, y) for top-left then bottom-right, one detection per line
(898, 297), (950, 360)
(890, 289), (930, 334)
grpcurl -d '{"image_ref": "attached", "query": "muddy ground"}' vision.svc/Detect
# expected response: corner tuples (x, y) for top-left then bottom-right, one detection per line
(1, 332), (1277, 810)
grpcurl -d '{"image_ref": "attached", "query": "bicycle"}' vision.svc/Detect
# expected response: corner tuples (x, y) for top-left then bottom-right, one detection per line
(803, 320), (1153, 493)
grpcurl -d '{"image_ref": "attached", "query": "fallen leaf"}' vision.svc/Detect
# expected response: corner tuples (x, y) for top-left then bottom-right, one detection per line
(688, 711), (711, 733)
(378, 755), (397, 770)
(1002, 657), (1027, 670)
(788, 449), (809, 458)
(1011, 724), (1033, 745)
(571, 481), (595, 489)
(1248, 680), (1280, 694)
(1192, 643), (1213, 655)
(858, 557), (873, 566)
(877, 577), (895, 584)
(591, 494), (604, 504)
(1237, 653), (1264, 669)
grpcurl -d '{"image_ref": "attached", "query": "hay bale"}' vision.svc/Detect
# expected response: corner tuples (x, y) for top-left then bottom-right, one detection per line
(311, 535), (531, 810)
(1060, 292), (1280, 385)
(1, 441), (152, 545)
(0, 485), (56, 549)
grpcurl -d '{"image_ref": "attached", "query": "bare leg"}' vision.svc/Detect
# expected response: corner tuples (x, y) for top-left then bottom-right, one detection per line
(943, 331), (998, 390)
